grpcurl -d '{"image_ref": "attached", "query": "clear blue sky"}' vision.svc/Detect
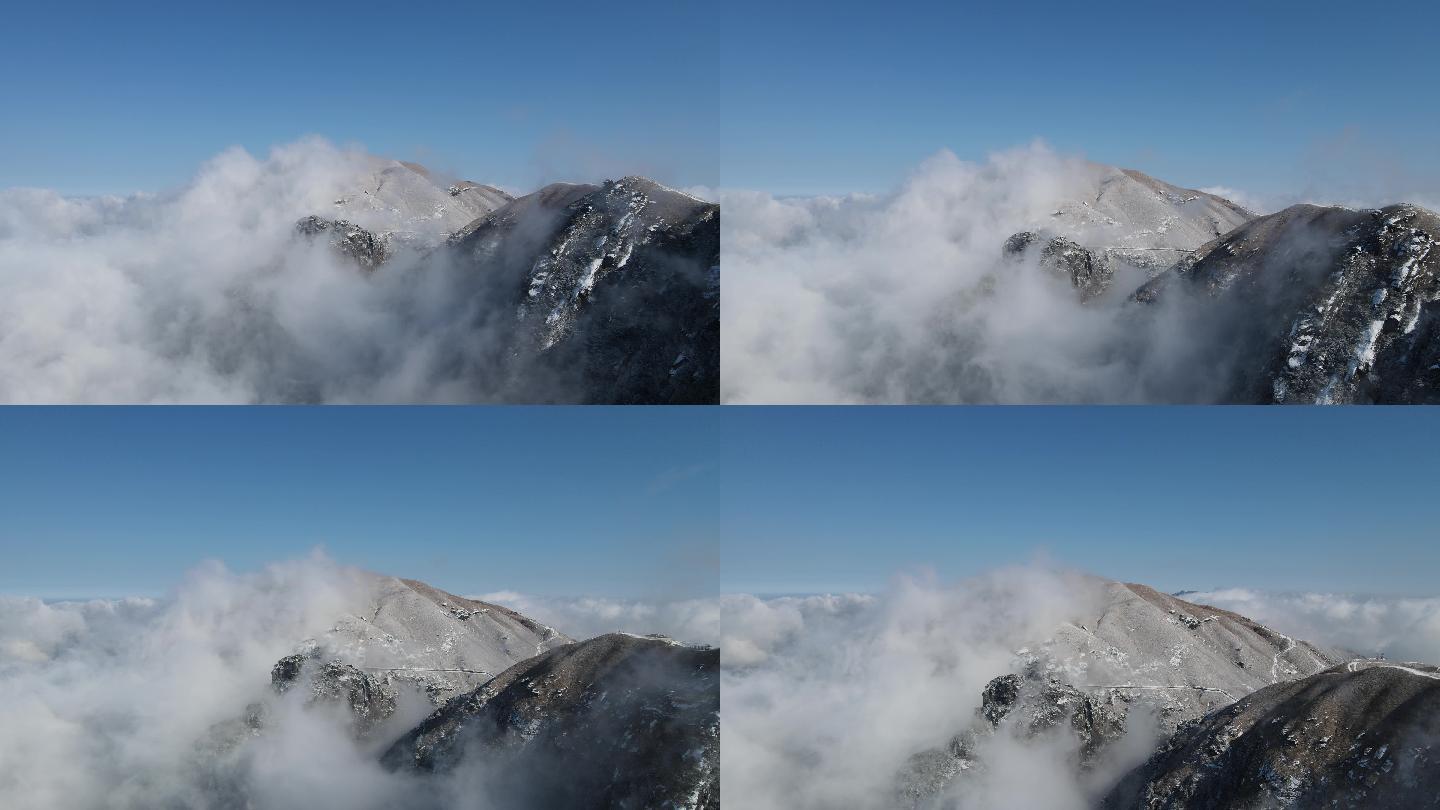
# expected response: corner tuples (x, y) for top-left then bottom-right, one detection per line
(4, 408), (1435, 600)
(721, 0), (1440, 200)
(0, 408), (716, 600)
(719, 407), (1440, 596)
(0, 0), (715, 195)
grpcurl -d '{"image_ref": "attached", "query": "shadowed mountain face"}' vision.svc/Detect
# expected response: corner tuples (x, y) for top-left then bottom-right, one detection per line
(383, 632), (720, 810)
(1104, 661), (1440, 809)
(448, 177), (720, 404)
(1135, 203), (1440, 403)
(898, 581), (1342, 806)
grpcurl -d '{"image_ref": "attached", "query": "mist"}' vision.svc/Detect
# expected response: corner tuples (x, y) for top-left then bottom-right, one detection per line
(0, 138), (595, 403)
(0, 553), (714, 809)
(720, 566), (1157, 809)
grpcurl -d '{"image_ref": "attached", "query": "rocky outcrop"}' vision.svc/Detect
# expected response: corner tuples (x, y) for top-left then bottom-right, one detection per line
(1134, 203), (1440, 403)
(295, 215), (390, 270)
(898, 672), (1128, 805)
(270, 651), (399, 738)
(1104, 661), (1440, 809)
(1004, 231), (1111, 300)
(384, 632), (720, 810)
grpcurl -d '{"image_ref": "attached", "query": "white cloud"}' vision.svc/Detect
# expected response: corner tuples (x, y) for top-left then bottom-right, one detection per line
(1184, 588), (1440, 664)
(479, 591), (720, 646)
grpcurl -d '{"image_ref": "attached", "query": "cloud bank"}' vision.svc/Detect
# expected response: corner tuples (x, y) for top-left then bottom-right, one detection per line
(0, 138), (588, 403)
(478, 591), (720, 647)
(1184, 588), (1440, 665)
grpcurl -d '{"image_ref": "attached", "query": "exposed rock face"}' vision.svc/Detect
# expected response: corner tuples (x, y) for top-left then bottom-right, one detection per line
(448, 176), (720, 403)
(1134, 203), (1440, 403)
(1104, 661), (1440, 809)
(295, 215), (389, 270)
(1004, 231), (1110, 300)
(270, 652), (399, 738)
(384, 633), (720, 810)
(897, 673), (1128, 806)
(897, 581), (1341, 805)
(290, 574), (571, 705)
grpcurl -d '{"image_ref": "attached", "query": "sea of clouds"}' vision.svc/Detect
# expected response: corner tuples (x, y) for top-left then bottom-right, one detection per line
(0, 554), (717, 809)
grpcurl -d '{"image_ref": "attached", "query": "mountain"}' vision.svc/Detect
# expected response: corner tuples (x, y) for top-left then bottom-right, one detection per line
(1134, 203), (1440, 404)
(295, 170), (720, 404)
(383, 632), (720, 809)
(898, 581), (1341, 805)
(1104, 660), (1440, 809)
(1002, 166), (1254, 299)
(328, 158), (513, 244)
(280, 574), (570, 705)
(1003, 581), (1337, 732)
(205, 576), (717, 808)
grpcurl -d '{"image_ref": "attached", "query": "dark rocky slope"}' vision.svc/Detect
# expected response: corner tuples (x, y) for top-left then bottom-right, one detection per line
(384, 632), (720, 809)
(1104, 660), (1440, 809)
(446, 177), (719, 403)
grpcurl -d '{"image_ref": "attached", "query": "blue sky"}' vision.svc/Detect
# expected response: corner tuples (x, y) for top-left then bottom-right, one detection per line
(721, 0), (1440, 199)
(0, 408), (716, 599)
(4, 407), (1435, 600)
(6, 1), (1433, 202)
(719, 407), (1440, 596)
(0, 0), (715, 195)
